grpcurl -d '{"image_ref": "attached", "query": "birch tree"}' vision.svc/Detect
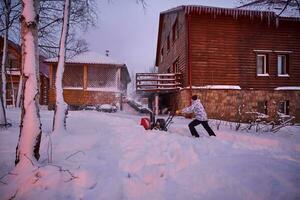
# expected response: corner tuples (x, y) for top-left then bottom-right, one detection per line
(52, 0), (70, 132)
(15, 0), (42, 166)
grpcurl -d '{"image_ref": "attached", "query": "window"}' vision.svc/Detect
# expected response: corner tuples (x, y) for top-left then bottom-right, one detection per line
(87, 66), (117, 89)
(63, 65), (83, 88)
(172, 19), (179, 42)
(160, 47), (164, 63)
(167, 35), (170, 51)
(278, 100), (289, 115)
(173, 59), (179, 73)
(256, 54), (268, 76)
(277, 54), (289, 76)
(257, 101), (268, 115)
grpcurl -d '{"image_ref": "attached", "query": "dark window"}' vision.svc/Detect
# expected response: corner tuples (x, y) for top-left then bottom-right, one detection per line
(257, 101), (268, 114)
(172, 19), (179, 42)
(167, 35), (170, 50)
(160, 47), (164, 63)
(278, 100), (289, 115)
(173, 59), (179, 73)
(277, 54), (289, 76)
(63, 65), (83, 88)
(256, 54), (268, 75)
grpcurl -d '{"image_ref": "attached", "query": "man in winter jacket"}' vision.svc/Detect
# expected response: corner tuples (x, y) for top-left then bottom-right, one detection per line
(177, 95), (216, 137)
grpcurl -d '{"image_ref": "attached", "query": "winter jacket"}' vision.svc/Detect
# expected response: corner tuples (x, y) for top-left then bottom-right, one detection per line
(182, 99), (208, 121)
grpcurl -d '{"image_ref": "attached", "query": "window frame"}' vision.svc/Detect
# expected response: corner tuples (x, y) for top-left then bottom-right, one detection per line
(277, 54), (289, 77)
(256, 54), (269, 76)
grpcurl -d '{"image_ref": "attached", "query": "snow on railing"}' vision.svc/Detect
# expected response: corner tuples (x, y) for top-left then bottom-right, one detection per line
(136, 73), (182, 92)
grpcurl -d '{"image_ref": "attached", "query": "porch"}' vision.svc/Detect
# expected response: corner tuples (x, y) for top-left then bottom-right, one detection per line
(135, 73), (182, 114)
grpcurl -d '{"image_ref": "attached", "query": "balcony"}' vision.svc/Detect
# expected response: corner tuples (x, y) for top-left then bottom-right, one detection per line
(136, 73), (182, 92)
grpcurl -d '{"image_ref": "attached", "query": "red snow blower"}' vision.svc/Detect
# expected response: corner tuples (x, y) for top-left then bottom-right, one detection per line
(140, 110), (175, 131)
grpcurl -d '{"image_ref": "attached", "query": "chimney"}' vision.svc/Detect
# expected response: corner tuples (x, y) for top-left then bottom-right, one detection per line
(105, 50), (109, 57)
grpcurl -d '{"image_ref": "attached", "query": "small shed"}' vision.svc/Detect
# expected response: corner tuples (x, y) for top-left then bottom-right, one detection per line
(45, 51), (131, 110)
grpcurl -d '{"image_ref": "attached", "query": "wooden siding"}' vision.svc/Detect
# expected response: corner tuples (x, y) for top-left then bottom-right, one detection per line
(49, 63), (128, 107)
(189, 14), (300, 89)
(48, 89), (120, 106)
(157, 10), (189, 87)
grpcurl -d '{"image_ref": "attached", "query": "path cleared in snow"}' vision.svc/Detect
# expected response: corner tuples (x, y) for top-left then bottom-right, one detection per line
(0, 108), (300, 200)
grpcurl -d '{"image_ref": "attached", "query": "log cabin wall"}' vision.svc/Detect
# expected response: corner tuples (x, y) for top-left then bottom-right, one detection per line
(1, 38), (49, 106)
(189, 14), (300, 89)
(156, 10), (189, 87)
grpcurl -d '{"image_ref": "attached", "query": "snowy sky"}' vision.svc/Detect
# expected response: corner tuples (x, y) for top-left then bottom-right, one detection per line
(85, 0), (237, 73)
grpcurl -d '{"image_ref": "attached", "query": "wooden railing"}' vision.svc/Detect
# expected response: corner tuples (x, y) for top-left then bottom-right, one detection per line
(136, 73), (182, 92)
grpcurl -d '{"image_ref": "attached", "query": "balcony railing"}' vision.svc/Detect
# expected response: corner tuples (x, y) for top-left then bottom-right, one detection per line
(136, 73), (182, 92)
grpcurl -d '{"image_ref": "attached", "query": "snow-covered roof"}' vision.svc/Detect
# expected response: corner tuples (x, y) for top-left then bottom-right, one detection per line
(181, 85), (242, 90)
(238, 0), (300, 18)
(160, 4), (299, 20)
(44, 51), (125, 66)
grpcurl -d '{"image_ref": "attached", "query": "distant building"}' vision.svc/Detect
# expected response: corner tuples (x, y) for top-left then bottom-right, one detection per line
(0, 37), (49, 106)
(137, 5), (300, 122)
(45, 51), (131, 110)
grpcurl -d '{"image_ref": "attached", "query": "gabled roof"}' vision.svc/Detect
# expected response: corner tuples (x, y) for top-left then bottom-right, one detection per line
(44, 51), (125, 66)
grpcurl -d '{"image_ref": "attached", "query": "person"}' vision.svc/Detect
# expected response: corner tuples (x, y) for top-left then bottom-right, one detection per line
(176, 95), (216, 137)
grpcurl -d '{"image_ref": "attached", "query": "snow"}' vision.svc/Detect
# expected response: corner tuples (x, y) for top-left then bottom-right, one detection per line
(0, 108), (300, 199)
(275, 86), (300, 91)
(45, 51), (125, 66)
(182, 85), (241, 90)
(238, 1), (300, 18)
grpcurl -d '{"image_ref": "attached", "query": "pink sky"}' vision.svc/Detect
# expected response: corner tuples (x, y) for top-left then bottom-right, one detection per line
(85, 0), (237, 73)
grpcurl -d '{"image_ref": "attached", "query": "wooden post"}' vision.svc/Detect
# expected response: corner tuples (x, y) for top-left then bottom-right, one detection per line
(49, 64), (53, 88)
(83, 64), (87, 90)
(155, 93), (159, 115)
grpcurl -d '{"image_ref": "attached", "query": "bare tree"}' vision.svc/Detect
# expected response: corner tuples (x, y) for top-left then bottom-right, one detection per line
(15, 0), (42, 166)
(38, 0), (97, 58)
(238, 0), (300, 16)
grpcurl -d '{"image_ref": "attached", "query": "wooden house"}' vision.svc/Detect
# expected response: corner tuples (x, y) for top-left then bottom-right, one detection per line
(45, 51), (131, 110)
(136, 5), (300, 122)
(0, 37), (49, 106)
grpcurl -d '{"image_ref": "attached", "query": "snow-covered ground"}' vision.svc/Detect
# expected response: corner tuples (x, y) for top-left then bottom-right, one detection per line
(0, 108), (300, 200)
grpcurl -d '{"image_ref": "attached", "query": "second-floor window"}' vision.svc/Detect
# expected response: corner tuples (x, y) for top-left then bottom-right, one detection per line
(167, 35), (170, 51)
(160, 47), (164, 63)
(172, 19), (179, 42)
(277, 54), (289, 76)
(256, 54), (268, 76)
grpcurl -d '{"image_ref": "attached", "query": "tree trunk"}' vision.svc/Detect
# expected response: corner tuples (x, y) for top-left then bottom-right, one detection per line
(15, 0), (42, 166)
(1, 20), (8, 109)
(0, 0), (9, 125)
(52, 0), (71, 133)
(16, 75), (23, 107)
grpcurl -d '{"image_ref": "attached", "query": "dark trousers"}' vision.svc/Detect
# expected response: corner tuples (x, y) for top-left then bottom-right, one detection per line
(188, 119), (216, 137)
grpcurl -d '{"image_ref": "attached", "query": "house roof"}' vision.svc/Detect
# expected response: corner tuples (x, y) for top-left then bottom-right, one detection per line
(238, 0), (300, 18)
(44, 51), (125, 66)
(161, 4), (299, 20)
